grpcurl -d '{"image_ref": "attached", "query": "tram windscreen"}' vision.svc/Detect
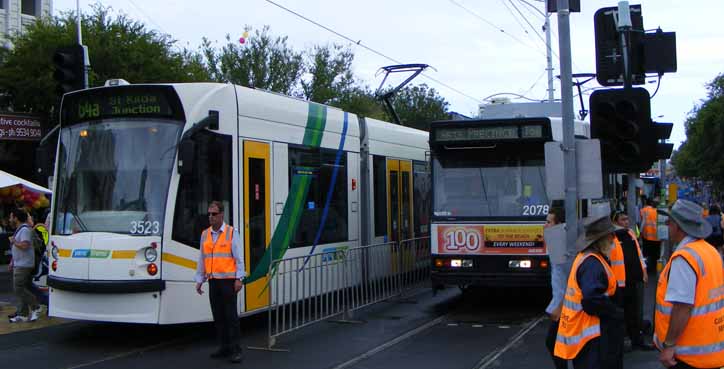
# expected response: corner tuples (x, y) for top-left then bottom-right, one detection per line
(433, 149), (549, 218)
(53, 120), (182, 235)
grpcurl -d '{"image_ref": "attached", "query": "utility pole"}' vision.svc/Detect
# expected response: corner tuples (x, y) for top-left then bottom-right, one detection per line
(557, 0), (578, 256)
(76, 0), (88, 89)
(545, 11), (555, 102)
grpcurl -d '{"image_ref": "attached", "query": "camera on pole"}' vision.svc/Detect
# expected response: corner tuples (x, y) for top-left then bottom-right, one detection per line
(53, 45), (86, 95)
(590, 87), (652, 173)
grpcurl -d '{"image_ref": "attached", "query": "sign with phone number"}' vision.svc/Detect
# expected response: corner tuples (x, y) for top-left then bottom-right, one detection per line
(435, 224), (545, 255)
(0, 114), (42, 141)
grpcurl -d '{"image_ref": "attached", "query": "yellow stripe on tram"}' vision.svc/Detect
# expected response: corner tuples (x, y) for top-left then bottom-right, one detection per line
(58, 249), (72, 258)
(111, 250), (136, 259)
(162, 252), (197, 270)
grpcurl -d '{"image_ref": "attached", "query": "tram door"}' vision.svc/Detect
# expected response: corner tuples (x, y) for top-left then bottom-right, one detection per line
(387, 159), (413, 270)
(243, 141), (271, 311)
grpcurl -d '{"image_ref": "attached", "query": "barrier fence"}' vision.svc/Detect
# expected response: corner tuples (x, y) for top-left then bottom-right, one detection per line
(251, 237), (430, 351)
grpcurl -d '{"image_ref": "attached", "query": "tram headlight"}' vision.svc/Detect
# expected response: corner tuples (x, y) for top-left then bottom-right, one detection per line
(144, 247), (158, 263)
(51, 245), (59, 260)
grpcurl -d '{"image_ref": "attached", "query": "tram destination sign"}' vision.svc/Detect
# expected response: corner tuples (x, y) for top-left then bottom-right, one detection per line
(62, 86), (185, 124)
(433, 124), (546, 143)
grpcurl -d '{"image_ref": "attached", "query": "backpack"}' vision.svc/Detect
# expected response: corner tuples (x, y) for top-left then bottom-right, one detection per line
(17, 224), (46, 275)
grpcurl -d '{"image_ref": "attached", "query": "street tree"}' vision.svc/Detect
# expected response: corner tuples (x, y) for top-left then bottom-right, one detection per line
(391, 83), (450, 131)
(302, 44), (355, 104)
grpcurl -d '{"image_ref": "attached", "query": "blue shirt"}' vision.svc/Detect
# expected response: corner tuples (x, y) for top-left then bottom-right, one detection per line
(194, 223), (246, 283)
(546, 258), (572, 315)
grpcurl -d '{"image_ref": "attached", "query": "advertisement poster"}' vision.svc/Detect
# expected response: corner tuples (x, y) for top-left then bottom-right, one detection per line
(435, 224), (545, 255)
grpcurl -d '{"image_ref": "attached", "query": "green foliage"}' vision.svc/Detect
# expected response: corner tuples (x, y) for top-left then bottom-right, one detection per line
(202, 26), (303, 95)
(671, 74), (724, 189)
(392, 83), (450, 131)
(0, 5), (209, 128)
(302, 44), (355, 104)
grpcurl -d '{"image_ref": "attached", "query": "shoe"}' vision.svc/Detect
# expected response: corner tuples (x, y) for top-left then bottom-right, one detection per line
(209, 348), (231, 359)
(229, 351), (244, 364)
(9, 315), (29, 323)
(7, 312), (17, 319)
(32, 306), (42, 314)
(30, 310), (39, 322)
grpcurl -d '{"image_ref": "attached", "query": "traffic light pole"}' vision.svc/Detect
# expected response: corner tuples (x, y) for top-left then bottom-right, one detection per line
(557, 0), (578, 258)
(76, 0), (88, 89)
(617, 2), (639, 229)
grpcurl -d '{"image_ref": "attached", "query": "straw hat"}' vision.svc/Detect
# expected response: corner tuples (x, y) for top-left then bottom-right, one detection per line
(575, 214), (616, 252)
(658, 199), (712, 239)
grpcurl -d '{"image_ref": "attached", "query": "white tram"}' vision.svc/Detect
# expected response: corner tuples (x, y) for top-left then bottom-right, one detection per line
(46, 82), (430, 324)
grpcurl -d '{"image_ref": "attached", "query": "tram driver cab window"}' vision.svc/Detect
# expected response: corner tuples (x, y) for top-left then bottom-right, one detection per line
(172, 131), (233, 248)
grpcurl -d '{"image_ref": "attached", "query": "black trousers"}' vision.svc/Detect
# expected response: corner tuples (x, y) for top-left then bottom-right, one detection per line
(623, 282), (645, 344)
(545, 319), (568, 369)
(209, 279), (241, 352)
(642, 239), (661, 273)
(572, 337), (600, 369)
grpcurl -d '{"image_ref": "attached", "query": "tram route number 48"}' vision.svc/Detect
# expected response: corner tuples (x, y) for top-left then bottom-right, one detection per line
(444, 229), (481, 252)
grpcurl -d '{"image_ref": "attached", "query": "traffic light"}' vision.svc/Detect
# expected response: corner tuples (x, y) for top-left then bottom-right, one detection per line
(589, 87), (652, 173)
(594, 4), (645, 86)
(652, 122), (674, 161)
(53, 45), (86, 95)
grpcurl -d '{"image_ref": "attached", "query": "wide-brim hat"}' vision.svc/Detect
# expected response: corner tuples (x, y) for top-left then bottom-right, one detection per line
(575, 214), (616, 252)
(658, 199), (712, 239)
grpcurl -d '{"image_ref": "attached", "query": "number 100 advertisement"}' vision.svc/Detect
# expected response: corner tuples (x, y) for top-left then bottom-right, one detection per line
(434, 224), (545, 255)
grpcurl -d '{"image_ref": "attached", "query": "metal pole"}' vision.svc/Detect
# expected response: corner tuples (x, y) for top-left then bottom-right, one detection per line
(618, 1), (638, 224)
(76, 0), (82, 45)
(557, 0), (578, 256)
(545, 12), (555, 102)
(77, 0), (89, 89)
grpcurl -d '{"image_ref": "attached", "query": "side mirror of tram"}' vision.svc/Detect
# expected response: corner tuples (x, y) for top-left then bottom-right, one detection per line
(178, 139), (195, 176)
(35, 146), (54, 176)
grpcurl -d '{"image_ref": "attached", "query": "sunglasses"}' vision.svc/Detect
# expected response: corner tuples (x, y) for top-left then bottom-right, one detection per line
(207, 212), (220, 217)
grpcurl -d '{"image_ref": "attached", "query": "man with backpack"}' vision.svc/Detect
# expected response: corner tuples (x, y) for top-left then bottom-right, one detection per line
(7, 208), (40, 323)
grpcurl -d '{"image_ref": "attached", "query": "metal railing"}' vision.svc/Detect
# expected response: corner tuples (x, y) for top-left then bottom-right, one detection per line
(250, 237), (430, 351)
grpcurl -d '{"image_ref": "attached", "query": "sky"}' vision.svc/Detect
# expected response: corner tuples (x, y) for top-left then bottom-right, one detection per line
(53, 0), (724, 148)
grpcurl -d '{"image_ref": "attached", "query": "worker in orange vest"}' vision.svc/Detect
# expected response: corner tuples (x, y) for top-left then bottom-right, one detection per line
(195, 201), (246, 364)
(640, 198), (661, 275)
(612, 211), (654, 351)
(655, 199), (724, 369)
(554, 215), (624, 369)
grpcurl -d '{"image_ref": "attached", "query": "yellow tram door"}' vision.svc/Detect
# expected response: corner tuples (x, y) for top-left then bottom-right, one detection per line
(243, 140), (271, 312)
(387, 159), (413, 271)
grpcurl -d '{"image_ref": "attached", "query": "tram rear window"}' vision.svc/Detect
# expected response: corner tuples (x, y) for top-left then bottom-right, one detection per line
(62, 86), (185, 124)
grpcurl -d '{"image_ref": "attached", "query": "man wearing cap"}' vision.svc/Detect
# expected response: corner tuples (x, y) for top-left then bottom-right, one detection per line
(554, 215), (624, 369)
(655, 199), (724, 369)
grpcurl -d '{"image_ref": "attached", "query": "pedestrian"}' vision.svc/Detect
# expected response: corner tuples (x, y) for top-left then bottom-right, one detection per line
(655, 199), (724, 369)
(554, 214), (624, 369)
(194, 201), (245, 364)
(640, 198), (661, 274)
(704, 205), (723, 248)
(612, 211), (654, 351)
(7, 208), (40, 323)
(543, 206), (568, 369)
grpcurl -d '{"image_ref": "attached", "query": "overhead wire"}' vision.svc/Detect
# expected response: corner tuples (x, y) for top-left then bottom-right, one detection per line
(125, 0), (168, 35)
(265, 0), (483, 104)
(448, 0), (547, 58)
(499, 0), (531, 37)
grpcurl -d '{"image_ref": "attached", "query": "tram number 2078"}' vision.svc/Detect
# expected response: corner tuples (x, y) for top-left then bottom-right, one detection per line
(522, 205), (549, 216)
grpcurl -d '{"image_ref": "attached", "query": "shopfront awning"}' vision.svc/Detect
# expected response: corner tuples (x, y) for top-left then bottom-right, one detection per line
(0, 170), (51, 194)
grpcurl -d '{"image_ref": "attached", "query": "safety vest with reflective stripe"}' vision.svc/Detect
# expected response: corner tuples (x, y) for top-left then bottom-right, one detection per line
(610, 236), (626, 288)
(202, 225), (237, 279)
(654, 239), (724, 368)
(640, 206), (659, 241)
(554, 252), (617, 359)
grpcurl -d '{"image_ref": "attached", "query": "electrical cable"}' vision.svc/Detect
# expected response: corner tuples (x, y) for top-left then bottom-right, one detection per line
(650, 74), (663, 98)
(500, 0), (531, 36)
(265, 0), (483, 104)
(125, 0), (168, 35)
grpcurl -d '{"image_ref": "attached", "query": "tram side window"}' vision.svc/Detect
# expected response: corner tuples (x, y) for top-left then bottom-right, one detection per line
(413, 161), (430, 236)
(373, 156), (387, 237)
(172, 131), (234, 248)
(288, 146), (348, 248)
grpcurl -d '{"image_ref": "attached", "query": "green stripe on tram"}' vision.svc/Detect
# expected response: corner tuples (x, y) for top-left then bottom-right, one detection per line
(245, 103), (327, 284)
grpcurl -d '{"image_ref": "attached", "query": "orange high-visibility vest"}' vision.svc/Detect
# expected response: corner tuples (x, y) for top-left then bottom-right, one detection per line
(610, 236), (626, 288)
(640, 206), (659, 241)
(202, 225), (237, 279)
(554, 252), (617, 359)
(654, 239), (724, 368)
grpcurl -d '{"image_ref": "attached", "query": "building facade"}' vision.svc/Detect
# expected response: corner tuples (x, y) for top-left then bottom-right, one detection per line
(1, 0), (53, 48)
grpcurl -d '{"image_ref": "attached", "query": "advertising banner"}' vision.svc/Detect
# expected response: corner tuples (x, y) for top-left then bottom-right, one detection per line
(435, 224), (545, 255)
(0, 114), (42, 141)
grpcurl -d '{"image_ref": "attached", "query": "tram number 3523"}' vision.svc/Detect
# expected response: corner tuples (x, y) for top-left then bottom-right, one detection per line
(444, 229), (482, 252)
